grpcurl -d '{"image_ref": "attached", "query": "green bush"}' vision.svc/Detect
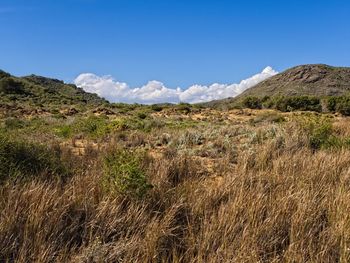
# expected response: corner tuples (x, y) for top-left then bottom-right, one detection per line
(137, 112), (148, 120)
(54, 125), (73, 138)
(335, 97), (350, 116)
(326, 97), (338, 112)
(151, 104), (163, 112)
(108, 116), (165, 133)
(0, 135), (68, 182)
(274, 96), (321, 112)
(76, 116), (109, 138)
(259, 95), (350, 115)
(102, 148), (152, 199)
(324, 96), (350, 116)
(299, 117), (337, 150)
(0, 77), (28, 95)
(308, 121), (332, 150)
(4, 118), (27, 130)
(177, 103), (192, 114)
(242, 96), (262, 109)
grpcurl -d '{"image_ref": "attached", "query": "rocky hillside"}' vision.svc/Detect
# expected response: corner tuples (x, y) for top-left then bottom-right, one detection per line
(239, 64), (350, 97)
(205, 64), (350, 108)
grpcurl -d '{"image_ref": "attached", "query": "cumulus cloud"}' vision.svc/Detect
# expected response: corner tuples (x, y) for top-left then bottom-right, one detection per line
(74, 66), (278, 104)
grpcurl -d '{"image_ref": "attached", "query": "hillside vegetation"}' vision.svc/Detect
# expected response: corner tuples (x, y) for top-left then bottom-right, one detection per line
(0, 70), (107, 116)
(2, 68), (350, 262)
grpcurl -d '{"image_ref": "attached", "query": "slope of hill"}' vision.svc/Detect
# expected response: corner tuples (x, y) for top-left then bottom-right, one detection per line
(0, 70), (107, 113)
(240, 64), (350, 97)
(205, 64), (350, 108)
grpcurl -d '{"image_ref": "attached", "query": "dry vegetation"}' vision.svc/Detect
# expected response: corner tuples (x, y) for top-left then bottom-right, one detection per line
(1, 106), (350, 262)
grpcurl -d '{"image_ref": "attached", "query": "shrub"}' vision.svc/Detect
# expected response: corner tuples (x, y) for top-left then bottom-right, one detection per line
(326, 96), (338, 112)
(4, 118), (27, 130)
(54, 125), (72, 138)
(0, 77), (27, 95)
(102, 148), (153, 199)
(308, 121), (332, 150)
(324, 96), (350, 116)
(336, 97), (350, 116)
(177, 103), (192, 114)
(242, 96), (262, 109)
(299, 117), (337, 150)
(137, 112), (148, 120)
(274, 96), (321, 112)
(0, 135), (68, 182)
(76, 116), (109, 138)
(151, 104), (163, 112)
(108, 117), (148, 132)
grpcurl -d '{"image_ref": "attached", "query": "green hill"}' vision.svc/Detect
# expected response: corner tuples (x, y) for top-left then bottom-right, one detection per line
(0, 70), (107, 114)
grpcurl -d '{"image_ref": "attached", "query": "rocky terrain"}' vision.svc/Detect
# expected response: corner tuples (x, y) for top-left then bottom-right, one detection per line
(240, 64), (350, 97)
(205, 64), (350, 109)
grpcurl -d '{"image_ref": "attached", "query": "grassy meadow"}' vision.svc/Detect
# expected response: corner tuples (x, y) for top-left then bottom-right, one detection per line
(1, 104), (350, 262)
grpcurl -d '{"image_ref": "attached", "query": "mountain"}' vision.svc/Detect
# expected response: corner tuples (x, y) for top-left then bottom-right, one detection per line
(0, 70), (107, 113)
(239, 64), (350, 97)
(204, 64), (350, 108)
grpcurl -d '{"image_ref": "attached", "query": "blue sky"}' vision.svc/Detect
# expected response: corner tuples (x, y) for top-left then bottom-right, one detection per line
(0, 0), (349, 103)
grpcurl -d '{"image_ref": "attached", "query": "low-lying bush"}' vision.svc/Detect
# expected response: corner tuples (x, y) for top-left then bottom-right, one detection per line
(137, 111), (148, 120)
(176, 103), (192, 114)
(150, 104), (163, 112)
(0, 134), (68, 182)
(272, 96), (322, 112)
(102, 148), (153, 199)
(241, 96), (322, 112)
(4, 118), (27, 130)
(0, 77), (28, 95)
(76, 115), (110, 138)
(297, 116), (350, 150)
(326, 96), (350, 116)
(242, 96), (262, 109)
(54, 125), (73, 138)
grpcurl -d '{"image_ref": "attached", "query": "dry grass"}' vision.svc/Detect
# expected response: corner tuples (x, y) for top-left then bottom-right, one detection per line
(1, 109), (350, 262)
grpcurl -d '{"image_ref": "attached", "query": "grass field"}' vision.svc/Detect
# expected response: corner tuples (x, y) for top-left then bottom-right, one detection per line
(1, 105), (350, 262)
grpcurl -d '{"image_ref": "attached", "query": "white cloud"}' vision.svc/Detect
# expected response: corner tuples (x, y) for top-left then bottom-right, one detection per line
(74, 66), (278, 104)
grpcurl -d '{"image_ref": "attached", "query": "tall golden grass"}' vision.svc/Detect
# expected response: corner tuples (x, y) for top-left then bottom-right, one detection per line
(1, 115), (350, 262)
